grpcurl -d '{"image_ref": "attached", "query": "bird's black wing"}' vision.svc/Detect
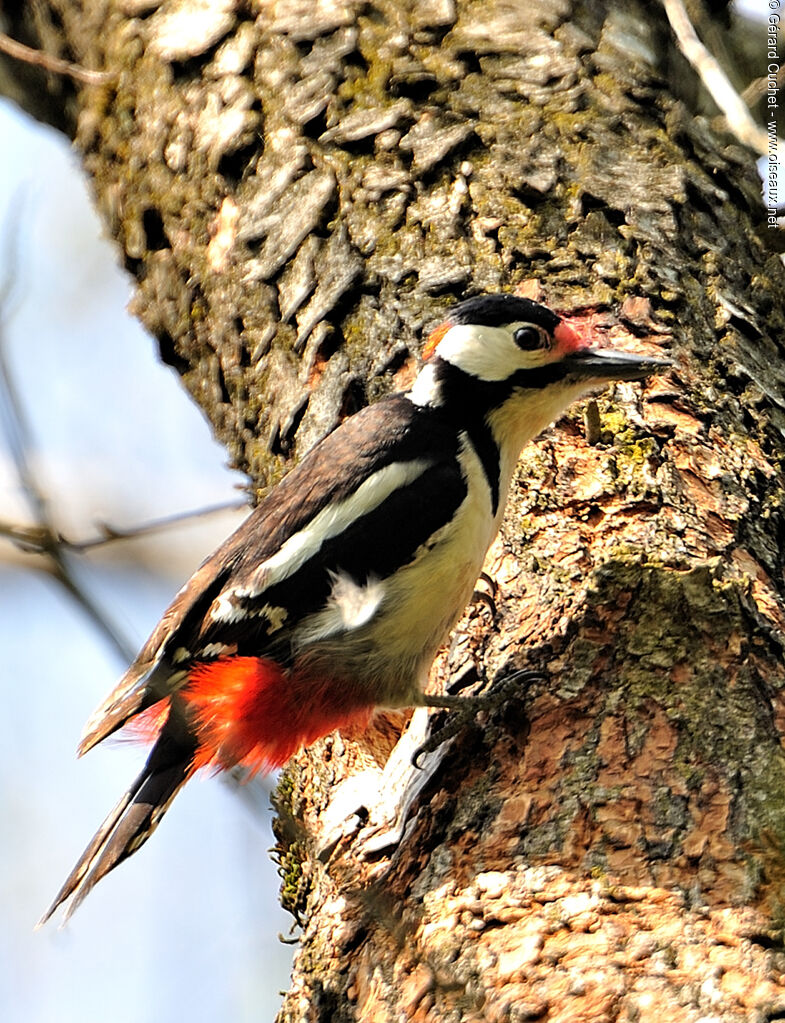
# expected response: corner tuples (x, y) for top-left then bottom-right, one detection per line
(79, 397), (466, 751)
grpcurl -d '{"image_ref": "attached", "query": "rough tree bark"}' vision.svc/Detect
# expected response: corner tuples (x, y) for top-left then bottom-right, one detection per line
(5, 0), (785, 1019)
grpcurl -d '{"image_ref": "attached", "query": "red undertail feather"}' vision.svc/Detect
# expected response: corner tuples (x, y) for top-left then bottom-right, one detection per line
(39, 657), (371, 923)
(122, 700), (171, 745)
(183, 656), (373, 775)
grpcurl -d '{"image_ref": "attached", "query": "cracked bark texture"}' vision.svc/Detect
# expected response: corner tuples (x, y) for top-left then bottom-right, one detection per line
(4, 0), (785, 1020)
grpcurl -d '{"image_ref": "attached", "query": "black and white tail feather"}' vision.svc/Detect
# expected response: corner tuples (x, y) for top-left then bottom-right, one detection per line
(39, 726), (196, 926)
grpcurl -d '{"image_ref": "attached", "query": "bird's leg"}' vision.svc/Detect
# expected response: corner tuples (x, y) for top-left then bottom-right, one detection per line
(413, 668), (544, 767)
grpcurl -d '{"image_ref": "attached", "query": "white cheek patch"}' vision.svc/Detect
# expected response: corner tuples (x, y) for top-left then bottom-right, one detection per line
(434, 323), (553, 381)
(436, 324), (514, 381)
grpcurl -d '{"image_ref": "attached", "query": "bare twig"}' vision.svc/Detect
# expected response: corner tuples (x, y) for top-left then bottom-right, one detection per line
(0, 188), (247, 665)
(67, 500), (247, 551)
(661, 0), (772, 157)
(0, 344), (135, 662)
(0, 187), (264, 814)
(0, 30), (116, 86)
(0, 189), (132, 662)
(0, 499), (246, 556)
(742, 66), (785, 110)
(0, 520), (54, 551)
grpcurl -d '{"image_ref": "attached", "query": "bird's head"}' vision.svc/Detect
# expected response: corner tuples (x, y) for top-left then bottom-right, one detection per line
(420, 293), (670, 387)
(409, 292), (672, 462)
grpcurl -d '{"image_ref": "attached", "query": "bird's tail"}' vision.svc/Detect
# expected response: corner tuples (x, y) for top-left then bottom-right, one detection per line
(40, 656), (375, 924)
(38, 725), (196, 926)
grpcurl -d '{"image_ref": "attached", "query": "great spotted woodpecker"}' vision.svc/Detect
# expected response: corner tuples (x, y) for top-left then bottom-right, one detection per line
(41, 293), (670, 922)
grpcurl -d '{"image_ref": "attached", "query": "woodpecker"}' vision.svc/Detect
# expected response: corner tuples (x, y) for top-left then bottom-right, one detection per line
(41, 292), (670, 922)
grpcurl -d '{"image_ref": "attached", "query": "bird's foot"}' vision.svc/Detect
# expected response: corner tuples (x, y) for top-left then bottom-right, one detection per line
(413, 668), (543, 767)
(471, 570), (498, 617)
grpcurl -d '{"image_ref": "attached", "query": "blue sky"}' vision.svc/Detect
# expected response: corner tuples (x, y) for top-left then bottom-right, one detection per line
(0, 99), (293, 1023)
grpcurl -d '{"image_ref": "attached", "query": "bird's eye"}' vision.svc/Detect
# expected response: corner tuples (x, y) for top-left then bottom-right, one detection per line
(513, 324), (549, 351)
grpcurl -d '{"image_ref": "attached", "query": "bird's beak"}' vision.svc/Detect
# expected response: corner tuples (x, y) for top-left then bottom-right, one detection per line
(562, 347), (673, 383)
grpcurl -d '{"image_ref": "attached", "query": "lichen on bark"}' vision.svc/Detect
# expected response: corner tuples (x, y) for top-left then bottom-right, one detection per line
(51, 0), (777, 496)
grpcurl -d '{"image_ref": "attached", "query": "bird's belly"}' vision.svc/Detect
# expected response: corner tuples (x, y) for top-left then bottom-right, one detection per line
(294, 444), (500, 708)
(362, 540), (487, 704)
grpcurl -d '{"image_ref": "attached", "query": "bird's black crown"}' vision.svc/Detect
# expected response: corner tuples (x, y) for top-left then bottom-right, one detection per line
(448, 293), (561, 333)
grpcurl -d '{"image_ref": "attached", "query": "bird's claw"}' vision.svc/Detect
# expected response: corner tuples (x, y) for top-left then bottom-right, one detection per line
(471, 571), (499, 617)
(412, 710), (470, 768)
(412, 667), (545, 768)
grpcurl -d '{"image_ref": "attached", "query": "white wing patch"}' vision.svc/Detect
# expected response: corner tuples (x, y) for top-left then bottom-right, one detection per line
(209, 591), (290, 630)
(260, 603), (288, 633)
(233, 459), (433, 601)
(355, 432), (497, 656)
(285, 432), (499, 707)
(211, 591), (247, 624)
(201, 642), (232, 658)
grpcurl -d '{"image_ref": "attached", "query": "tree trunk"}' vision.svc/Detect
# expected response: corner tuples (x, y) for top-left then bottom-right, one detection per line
(6, 0), (785, 1019)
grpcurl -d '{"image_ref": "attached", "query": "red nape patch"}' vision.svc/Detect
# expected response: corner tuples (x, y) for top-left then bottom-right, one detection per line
(183, 657), (373, 775)
(554, 311), (602, 353)
(422, 320), (451, 361)
(121, 700), (170, 745)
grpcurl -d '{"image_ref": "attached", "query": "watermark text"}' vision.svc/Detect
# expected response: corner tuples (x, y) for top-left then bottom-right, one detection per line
(767, 1), (781, 225)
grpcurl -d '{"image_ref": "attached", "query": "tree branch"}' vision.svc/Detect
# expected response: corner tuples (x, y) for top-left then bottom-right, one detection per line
(662, 0), (772, 155)
(0, 29), (115, 86)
